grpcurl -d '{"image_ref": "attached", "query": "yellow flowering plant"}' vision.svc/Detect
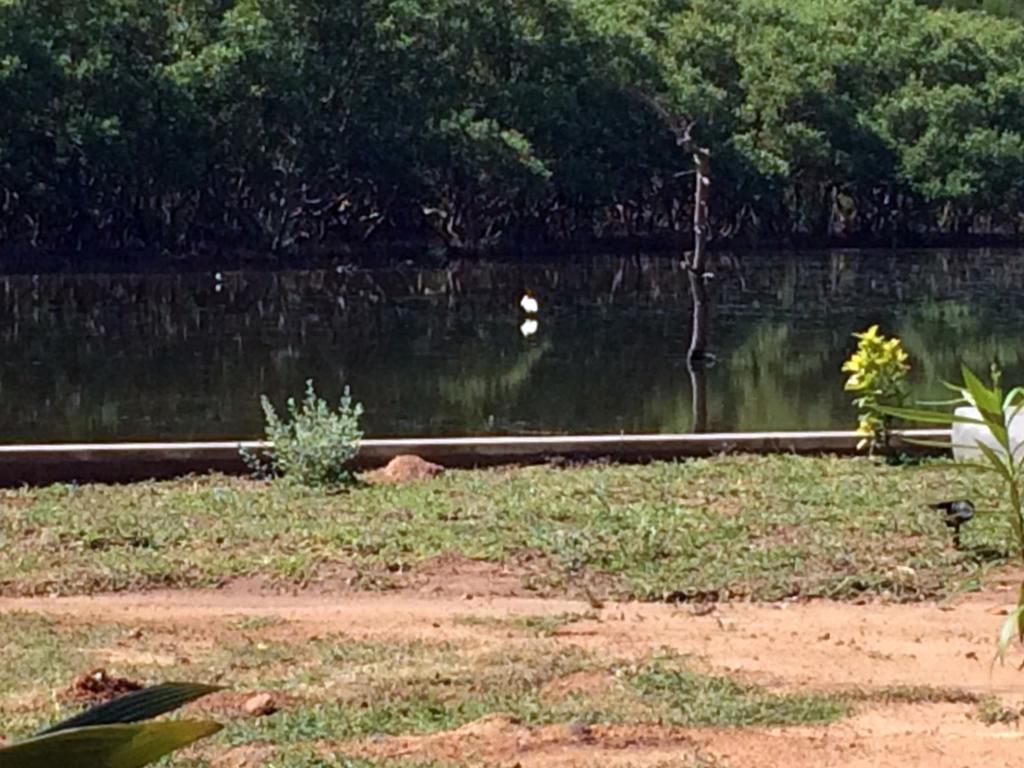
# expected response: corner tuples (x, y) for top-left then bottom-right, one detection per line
(841, 325), (910, 453)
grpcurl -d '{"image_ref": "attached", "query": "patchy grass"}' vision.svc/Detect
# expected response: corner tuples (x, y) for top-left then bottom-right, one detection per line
(0, 455), (1010, 601)
(0, 612), (111, 690)
(624, 655), (848, 727)
(976, 697), (1024, 725)
(453, 611), (594, 636)
(0, 609), (850, 761)
(849, 685), (982, 705)
(228, 614), (287, 631)
(259, 754), (453, 768)
(0, 609), (852, 768)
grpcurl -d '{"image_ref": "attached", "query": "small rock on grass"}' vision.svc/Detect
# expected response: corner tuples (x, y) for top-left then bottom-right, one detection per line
(243, 693), (277, 717)
(366, 455), (444, 484)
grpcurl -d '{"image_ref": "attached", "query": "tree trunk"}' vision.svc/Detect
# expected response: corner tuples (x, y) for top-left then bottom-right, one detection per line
(688, 358), (708, 433)
(687, 147), (711, 363)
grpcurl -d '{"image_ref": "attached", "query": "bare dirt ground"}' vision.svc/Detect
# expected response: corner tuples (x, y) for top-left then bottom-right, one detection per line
(4, 563), (1024, 768)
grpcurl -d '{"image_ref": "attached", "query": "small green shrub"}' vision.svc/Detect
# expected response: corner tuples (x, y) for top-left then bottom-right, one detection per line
(245, 380), (364, 486)
(841, 325), (910, 453)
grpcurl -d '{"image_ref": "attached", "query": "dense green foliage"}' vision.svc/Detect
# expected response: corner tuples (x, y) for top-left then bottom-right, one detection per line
(923, 0), (1024, 21)
(4, 0), (1024, 257)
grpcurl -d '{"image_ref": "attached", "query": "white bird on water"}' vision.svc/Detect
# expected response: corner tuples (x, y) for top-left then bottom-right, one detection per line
(520, 293), (539, 314)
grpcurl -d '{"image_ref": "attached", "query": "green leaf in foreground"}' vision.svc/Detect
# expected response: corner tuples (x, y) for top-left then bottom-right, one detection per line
(37, 682), (223, 735)
(996, 601), (1024, 669)
(0, 721), (223, 768)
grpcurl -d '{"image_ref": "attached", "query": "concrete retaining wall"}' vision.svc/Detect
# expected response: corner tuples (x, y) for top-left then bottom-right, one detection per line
(0, 429), (950, 486)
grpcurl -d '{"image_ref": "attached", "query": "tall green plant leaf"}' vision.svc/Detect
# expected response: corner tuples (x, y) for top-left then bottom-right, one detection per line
(962, 365), (1002, 415)
(873, 405), (981, 426)
(1003, 387), (1024, 410)
(0, 721), (222, 768)
(37, 683), (222, 735)
(896, 437), (954, 451)
(879, 363), (1024, 664)
(995, 583), (1024, 668)
(976, 442), (1014, 484)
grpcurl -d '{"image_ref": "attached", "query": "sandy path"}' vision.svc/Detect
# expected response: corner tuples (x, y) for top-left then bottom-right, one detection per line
(4, 581), (1024, 767)
(4, 580), (1022, 693)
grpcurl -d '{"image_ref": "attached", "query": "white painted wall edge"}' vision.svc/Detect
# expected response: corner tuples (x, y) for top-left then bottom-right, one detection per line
(0, 429), (950, 453)
(0, 430), (953, 485)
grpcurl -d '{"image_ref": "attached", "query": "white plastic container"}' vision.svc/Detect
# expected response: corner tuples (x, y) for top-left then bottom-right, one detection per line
(951, 405), (1024, 462)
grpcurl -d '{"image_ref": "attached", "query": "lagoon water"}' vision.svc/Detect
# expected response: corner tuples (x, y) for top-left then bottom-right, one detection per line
(1, 249), (1022, 442)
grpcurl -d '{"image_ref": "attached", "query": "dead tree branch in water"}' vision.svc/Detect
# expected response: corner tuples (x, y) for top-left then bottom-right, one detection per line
(624, 86), (713, 368)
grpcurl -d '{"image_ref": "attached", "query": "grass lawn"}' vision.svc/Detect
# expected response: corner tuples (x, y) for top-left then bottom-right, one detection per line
(0, 454), (1010, 601)
(1, 454), (1018, 767)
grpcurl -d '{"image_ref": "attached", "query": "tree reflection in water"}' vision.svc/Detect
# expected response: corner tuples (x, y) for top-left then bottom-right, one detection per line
(2, 249), (1023, 441)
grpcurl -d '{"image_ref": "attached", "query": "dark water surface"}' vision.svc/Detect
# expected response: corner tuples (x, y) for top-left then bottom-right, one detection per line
(2, 249), (1022, 442)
